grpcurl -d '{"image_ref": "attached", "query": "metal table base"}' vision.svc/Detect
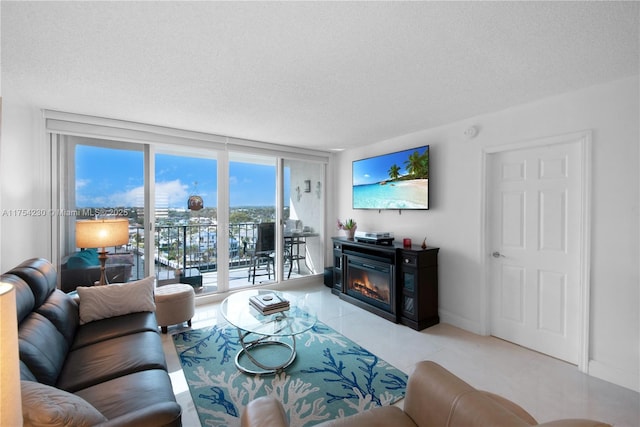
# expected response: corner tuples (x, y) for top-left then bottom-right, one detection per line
(235, 327), (297, 375)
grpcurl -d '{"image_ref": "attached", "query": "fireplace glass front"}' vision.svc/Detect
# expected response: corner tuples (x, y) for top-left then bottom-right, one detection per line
(345, 254), (394, 313)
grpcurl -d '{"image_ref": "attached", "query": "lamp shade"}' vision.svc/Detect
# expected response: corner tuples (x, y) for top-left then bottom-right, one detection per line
(76, 218), (129, 249)
(0, 283), (23, 426)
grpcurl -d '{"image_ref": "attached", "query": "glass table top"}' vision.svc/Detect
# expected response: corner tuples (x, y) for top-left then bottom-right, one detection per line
(220, 289), (316, 336)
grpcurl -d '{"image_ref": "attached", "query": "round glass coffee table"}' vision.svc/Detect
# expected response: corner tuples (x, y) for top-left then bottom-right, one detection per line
(220, 289), (316, 375)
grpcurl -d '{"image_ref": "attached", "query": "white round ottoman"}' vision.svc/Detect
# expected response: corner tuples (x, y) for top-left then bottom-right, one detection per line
(155, 284), (195, 333)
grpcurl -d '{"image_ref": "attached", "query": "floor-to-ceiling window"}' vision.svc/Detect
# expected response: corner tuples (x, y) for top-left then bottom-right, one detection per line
(62, 138), (144, 288)
(228, 152), (277, 289)
(48, 111), (328, 298)
(154, 150), (218, 295)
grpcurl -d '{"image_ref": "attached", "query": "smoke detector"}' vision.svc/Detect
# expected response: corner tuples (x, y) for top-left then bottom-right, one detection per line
(464, 125), (479, 139)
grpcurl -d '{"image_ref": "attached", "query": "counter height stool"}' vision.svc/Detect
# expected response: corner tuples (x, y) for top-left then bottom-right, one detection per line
(155, 283), (195, 333)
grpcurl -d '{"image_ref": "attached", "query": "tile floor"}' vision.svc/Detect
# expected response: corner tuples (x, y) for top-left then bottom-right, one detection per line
(161, 282), (640, 427)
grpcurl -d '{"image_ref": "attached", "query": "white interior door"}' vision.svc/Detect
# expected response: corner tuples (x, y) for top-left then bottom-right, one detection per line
(488, 139), (584, 364)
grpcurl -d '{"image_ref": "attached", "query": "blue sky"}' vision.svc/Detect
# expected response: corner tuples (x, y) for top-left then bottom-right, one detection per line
(76, 146), (289, 208)
(352, 145), (428, 186)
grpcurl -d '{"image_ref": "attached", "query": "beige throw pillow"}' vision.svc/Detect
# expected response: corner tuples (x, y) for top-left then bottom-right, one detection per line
(21, 381), (108, 427)
(77, 276), (155, 324)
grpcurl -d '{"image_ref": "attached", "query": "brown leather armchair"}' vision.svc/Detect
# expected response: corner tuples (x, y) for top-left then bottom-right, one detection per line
(241, 361), (611, 427)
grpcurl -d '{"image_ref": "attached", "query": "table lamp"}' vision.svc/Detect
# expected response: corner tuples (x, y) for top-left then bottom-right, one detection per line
(0, 283), (23, 426)
(76, 218), (130, 286)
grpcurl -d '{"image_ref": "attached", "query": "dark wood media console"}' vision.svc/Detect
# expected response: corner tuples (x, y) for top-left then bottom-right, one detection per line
(332, 237), (440, 330)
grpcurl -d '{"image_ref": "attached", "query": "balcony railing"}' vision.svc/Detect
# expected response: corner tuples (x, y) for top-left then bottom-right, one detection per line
(125, 222), (265, 281)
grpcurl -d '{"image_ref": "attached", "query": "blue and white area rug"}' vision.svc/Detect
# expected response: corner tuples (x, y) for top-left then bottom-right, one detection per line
(173, 321), (408, 427)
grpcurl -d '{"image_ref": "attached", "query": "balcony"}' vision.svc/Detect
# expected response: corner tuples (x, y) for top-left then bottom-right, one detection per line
(122, 221), (315, 295)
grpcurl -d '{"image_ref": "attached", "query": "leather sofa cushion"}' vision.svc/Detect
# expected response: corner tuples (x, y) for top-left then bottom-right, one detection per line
(9, 265), (55, 307)
(3, 273), (35, 323)
(36, 289), (79, 347)
(21, 380), (107, 427)
(15, 257), (59, 287)
(57, 331), (167, 392)
(16, 257), (60, 280)
(72, 311), (159, 350)
(241, 396), (288, 427)
(20, 360), (38, 382)
(19, 313), (69, 386)
(74, 369), (182, 424)
(318, 406), (415, 427)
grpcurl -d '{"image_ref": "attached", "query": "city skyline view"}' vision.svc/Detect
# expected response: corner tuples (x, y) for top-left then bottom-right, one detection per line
(75, 145), (291, 209)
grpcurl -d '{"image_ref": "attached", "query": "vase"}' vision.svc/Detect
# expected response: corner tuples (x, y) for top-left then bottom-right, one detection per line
(344, 227), (356, 239)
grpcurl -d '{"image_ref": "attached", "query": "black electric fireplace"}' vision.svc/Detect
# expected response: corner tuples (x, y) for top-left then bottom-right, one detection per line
(332, 237), (440, 330)
(344, 251), (396, 321)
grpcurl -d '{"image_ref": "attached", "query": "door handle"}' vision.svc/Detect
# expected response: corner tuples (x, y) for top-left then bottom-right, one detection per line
(492, 251), (506, 258)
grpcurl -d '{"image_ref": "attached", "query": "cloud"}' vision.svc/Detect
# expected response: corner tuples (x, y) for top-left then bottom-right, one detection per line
(107, 180), (189, 208)
(155, 180), (190, 208)
(76, 179), (91, 190)
(107, 186), (144, 208)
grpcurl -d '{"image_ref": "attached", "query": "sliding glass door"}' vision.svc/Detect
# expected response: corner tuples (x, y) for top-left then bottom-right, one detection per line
(154, 151), (218, 295)
(67, 138), (144, 285)
(61, 132), (325, 297)
(228, 152), (277, 289)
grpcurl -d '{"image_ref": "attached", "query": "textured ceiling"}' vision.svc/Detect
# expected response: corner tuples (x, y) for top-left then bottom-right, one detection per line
(2, 1), (638, 151)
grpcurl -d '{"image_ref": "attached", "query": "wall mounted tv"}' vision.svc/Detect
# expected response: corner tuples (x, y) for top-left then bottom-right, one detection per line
(352, 145), (429, 210)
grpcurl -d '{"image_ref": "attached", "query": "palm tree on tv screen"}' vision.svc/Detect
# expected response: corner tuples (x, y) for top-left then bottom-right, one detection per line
(388, 164), (401, 180)
(404, 150), (429, 179)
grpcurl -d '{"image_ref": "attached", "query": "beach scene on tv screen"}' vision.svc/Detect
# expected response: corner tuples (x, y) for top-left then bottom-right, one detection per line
(353, 146), (429, 209)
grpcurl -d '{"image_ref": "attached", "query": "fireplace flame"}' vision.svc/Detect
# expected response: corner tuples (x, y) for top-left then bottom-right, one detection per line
(349, 270), (390, 303)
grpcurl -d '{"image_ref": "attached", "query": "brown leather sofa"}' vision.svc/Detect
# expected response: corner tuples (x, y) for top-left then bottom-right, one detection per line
(7, 258), (181, 426)
(241, 360), (611, 427)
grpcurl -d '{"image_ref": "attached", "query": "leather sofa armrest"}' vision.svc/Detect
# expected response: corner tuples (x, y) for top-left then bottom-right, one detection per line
(404, 361), (478, 426)
(241, 396), (289, 427)
(404, 361), (536, 427)
(482, 391), (537, 424)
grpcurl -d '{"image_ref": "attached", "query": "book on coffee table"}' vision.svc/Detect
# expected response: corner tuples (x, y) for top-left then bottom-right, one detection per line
(249, 293), (290, 315)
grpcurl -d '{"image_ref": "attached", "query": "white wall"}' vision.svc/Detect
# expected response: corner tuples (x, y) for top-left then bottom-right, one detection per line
(0, 104), (51, 268)
(334, 77), (639, 391)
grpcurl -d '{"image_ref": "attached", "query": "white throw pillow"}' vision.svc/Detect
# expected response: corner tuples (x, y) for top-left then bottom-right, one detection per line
(77, 276), (156, 325)
(21, 381), (108, 427)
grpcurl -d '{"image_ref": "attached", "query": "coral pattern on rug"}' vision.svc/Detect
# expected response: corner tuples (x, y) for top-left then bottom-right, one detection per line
(173, 321), (408, 427)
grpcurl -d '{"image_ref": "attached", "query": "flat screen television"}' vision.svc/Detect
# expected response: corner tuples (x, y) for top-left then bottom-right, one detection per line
(352, 145), (429, 210)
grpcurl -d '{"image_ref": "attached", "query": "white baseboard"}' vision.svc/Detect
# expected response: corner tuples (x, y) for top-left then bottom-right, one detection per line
(438, 308), (484, 336)
(588, 360), (640, 393)
(440, 309), (639, 393)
